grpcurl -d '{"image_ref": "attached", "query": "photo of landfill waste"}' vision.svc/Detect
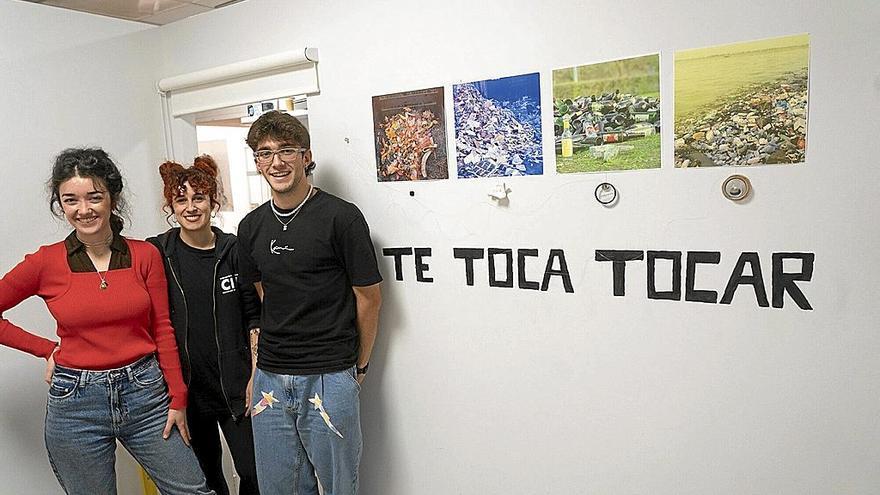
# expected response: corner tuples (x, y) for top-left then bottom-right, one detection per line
(372, 87), (449, 181)
(674, 34), (809, 167)
(453, 73), (543, 178)
(552, 54), (661, 173)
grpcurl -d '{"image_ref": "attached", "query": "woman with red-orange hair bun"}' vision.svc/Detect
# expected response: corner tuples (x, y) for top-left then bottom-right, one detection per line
(148, 155), (261, 495)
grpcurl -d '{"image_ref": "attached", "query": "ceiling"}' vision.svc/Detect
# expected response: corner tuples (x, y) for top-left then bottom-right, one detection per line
(21, 0), (244, 25)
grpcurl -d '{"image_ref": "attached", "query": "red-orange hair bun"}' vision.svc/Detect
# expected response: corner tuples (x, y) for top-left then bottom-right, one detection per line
(192, 154), (219, 178)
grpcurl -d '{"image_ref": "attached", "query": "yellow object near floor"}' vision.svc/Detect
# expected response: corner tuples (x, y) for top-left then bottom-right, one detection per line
(140, 467), (159, 495)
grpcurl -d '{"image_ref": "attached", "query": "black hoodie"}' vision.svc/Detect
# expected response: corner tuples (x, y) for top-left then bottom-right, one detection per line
(147, 227), (260, 418)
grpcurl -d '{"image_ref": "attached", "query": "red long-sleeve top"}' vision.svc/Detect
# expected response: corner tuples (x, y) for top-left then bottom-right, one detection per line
(0, 238), (187, 408)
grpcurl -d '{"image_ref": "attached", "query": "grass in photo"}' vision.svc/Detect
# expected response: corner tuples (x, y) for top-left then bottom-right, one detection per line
(552, 54), (660, 174)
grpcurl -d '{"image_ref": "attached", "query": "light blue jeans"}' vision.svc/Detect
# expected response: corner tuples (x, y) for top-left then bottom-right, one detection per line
(251, 367), (362, 495)
(44, 355), (214, 495)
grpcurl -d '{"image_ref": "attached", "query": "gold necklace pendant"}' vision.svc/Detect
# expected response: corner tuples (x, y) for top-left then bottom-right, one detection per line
(100, 280), (108, 290)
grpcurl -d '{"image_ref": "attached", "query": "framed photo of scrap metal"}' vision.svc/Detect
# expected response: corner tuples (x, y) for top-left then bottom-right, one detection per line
(674, 33), (809, 168)
(453, 72), (543, 179)
(553, 54), (661, 174)
(372, 87), (449, 181)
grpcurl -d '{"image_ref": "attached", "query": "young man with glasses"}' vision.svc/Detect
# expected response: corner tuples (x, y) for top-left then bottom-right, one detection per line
(236, 111), (382, 495)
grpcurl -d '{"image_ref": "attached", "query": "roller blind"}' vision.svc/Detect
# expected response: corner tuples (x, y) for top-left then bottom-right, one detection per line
(158, 48), (319, 118)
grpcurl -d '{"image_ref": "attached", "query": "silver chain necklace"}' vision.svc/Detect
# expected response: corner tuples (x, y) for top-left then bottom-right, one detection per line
(270, 185), (314, 231)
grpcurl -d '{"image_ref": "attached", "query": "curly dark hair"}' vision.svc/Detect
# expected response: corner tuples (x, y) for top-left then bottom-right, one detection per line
(158, 155), (226, 226)
(246, 111), (315, 175)
(48, 148), (129, 232)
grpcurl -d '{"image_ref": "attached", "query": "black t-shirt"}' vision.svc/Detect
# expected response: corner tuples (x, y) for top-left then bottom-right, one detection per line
(237, 190), (382, 374)
(176, 241), (225, 413)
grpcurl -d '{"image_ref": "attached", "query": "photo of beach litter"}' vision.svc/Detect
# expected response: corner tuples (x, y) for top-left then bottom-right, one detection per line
(453, 72), (543, 178)
(553, 54), (661, 173)
(674, 34), (810, 167)
(372, 87), (449, 181)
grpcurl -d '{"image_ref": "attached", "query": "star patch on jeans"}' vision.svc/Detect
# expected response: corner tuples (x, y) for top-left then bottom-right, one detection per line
(308, 392), (344, 438)
(252, 391), (279, 416)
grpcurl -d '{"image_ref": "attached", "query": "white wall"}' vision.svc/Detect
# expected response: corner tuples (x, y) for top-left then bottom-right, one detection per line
(153, 1), (880, 493)
(3, 0), (880, 493)
(0, 1), (164, 492)
(0, 0), (150, 62)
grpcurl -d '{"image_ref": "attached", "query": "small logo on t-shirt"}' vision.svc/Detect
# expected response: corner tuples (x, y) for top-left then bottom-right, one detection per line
(270, 239), (294, 255)
(219, 274), (239, 294)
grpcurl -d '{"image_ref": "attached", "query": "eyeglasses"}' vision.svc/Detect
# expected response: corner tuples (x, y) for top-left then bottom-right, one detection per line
(253, 147), (307, 164)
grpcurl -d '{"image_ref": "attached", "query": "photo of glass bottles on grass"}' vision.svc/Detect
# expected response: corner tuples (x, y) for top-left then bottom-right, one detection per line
(553, 54), (660, 173)
(373, 87), (449, 181)
(454, 72), (543, 178)
(674, 33), (809, 167)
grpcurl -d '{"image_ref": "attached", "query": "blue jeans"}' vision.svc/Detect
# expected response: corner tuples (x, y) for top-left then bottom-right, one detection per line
(251, 367), (362, 495)
(44, 355), (214, 495)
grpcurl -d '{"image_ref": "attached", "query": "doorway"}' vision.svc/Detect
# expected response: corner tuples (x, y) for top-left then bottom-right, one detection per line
(192, 96), (309, 233)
